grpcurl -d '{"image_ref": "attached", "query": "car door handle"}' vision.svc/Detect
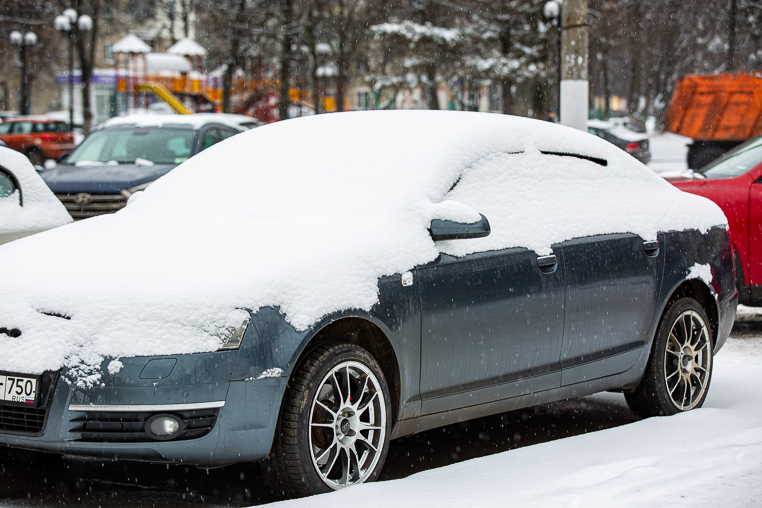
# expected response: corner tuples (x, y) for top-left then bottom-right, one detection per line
(537, 254), (558, 273)
(643, 241), (660, 257)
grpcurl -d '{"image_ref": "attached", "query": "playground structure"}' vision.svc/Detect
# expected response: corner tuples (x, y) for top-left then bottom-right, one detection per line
(111, 34), (336, 123)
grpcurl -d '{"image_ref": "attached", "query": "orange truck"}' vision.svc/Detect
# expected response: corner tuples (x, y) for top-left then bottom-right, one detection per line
(664, 73), (762, 169)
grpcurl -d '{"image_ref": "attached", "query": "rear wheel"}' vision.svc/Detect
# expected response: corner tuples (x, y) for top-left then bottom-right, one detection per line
(626, 298), (713, 417)
(26, 147), (45, 166)
(265, 342), (391, 497)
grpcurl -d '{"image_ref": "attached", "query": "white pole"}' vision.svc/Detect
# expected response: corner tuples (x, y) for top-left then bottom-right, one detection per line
(560, 0), (588, 131)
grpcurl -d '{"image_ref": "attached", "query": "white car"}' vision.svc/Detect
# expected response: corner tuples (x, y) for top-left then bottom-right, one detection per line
(0, 147), (72, 245)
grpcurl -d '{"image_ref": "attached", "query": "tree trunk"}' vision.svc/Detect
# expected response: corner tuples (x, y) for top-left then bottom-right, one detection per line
(222, 64), (233, 112)
(306, 8), (321, 114)
(278, 0), (294, 121)
(499, 29), (512, 115)
(728, 0), (737, 71)
(501, 78), (512, 115)
(425, 66), (440, 110)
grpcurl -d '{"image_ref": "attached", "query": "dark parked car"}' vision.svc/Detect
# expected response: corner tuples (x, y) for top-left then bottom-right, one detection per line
(41, 114), (244, 219)
(0, 112), (735, 498)
(588, 119), (651, 164)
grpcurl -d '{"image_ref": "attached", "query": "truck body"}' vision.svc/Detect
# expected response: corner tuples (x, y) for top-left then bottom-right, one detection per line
(664, 73), (762, 168)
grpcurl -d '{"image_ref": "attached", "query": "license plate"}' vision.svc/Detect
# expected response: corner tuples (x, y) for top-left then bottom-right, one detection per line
(0, 372), (40, 407)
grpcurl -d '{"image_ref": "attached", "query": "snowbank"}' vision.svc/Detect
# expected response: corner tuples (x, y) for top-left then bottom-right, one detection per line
(0, 147), (72, 235)
(264, 339), (762, 507)
(0, 111), (726, 379)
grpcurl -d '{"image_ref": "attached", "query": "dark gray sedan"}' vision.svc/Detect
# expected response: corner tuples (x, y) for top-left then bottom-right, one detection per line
(588, 119), (651, 164)
(0, 111), (735, 498)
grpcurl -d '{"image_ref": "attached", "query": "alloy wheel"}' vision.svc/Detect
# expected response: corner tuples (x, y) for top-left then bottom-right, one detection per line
(664, 310), (712, 411)
(308, 360), (387, 489)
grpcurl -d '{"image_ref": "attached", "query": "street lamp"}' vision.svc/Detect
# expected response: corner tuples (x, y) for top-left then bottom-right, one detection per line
(54, 9), (92, 130)
(543, 0), (562, 120)
(9, 30), (38, 115)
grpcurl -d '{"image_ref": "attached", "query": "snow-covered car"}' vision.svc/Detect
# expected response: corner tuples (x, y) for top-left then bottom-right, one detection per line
(588, 119), (651, 164)
(0, 146), (71, 245)
(41, 114), (245, 219)
(0, 112), (735, 497)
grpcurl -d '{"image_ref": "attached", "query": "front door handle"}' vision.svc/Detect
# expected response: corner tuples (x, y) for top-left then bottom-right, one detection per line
(537, 254), (558, 273)
(643, 240), (660, 257)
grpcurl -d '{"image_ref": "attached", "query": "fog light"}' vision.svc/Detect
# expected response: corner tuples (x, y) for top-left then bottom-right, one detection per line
(145, 414), (184, 440)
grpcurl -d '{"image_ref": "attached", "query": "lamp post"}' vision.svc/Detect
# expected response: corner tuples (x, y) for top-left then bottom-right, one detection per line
(543, 0), (562, 121)
(9, 30), (37, 115)
(54, 9), (92, 130)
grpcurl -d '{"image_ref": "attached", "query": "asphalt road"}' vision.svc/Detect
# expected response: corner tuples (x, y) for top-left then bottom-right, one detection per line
(3, 314), (758, 508)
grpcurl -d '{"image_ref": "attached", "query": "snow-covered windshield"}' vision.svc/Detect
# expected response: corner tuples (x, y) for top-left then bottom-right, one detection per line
(699, 136), (762, 179)
(66, 128), (195, 166)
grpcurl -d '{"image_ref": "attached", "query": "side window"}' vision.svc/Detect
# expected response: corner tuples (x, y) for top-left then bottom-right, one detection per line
(12, 122), (33, 134)
(0, 123), (11, 135)
(221, 127), (240, 140)
(200, 128), (222, 151)
(0, 169), (19, 205)
(33, 123), (46, 133)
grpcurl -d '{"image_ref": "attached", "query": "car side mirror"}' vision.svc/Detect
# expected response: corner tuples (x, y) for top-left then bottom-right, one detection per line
(429, 214), (491, 241)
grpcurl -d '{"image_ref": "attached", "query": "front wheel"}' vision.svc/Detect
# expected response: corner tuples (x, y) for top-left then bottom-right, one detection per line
(626, 297), (713, 417)
(265, 342), (391, 497)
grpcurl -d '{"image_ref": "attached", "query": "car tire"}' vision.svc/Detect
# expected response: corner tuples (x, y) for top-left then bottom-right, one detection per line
(625, 297), (714, 417)
(265, 342), (391, 497)
(26, 147), (45, 166)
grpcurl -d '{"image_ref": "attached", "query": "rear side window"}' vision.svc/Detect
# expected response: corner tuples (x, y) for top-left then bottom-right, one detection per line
(0, 123), (11, 135)
(39, 122), (69, 133)
(12, 122), (33, 134)
(200, 128), (222, 151)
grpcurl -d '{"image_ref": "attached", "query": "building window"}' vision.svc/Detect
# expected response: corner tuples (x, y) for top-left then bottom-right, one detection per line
(104, 41), (114, 64)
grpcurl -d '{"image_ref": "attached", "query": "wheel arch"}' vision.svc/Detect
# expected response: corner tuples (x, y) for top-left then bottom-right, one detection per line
(290, 315), (402, 424)
(661, 279), (719, 346)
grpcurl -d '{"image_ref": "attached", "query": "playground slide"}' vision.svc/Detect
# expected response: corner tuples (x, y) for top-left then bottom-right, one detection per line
(136, 82), (192, 115)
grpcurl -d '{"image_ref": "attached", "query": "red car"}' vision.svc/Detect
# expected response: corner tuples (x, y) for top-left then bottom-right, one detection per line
(668, 134), (762, 305)
(0, 118), (75, 166)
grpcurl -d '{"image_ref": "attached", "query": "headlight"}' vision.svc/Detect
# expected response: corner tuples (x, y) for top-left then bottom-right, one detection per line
(218, 315), (250, 350)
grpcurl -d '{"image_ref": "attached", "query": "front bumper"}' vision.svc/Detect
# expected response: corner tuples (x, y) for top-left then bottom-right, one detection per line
(0, 352), (288, 467)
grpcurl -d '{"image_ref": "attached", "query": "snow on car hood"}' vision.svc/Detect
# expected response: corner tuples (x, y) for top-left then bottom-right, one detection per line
(0, 147), (72, 234)
(0, 111), (727, 380)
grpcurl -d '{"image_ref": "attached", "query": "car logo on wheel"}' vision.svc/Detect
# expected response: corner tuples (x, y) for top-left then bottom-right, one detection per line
(73, 193), (93, 206)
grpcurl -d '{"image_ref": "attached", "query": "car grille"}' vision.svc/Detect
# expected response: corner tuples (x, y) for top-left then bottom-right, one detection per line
(0, 371), (59, 436)
(69, 409), (219, 442)
(0, 404), (47, 433)
(55, 193), (128, 220)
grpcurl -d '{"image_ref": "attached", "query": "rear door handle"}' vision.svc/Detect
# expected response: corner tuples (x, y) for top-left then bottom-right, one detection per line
(643, 241), (660, 257)
(537, 254), (558, 273)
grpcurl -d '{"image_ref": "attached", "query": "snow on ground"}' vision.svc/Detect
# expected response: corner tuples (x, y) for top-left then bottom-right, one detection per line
(647, 132), (692, 175)
(265, 337), (762, 508)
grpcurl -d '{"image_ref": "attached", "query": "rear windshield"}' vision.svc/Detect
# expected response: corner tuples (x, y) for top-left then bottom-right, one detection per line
(699, 136), (762, 179)
(66, 128), (195, 165)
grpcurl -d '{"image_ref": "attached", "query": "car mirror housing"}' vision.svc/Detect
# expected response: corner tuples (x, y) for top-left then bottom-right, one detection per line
(429, 214), (491, 241)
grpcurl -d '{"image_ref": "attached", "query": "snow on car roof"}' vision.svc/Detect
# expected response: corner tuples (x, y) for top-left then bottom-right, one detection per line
(96, 113), (244, 131)
(0, 147), (71, 234)
(0, 111), (726, 381)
